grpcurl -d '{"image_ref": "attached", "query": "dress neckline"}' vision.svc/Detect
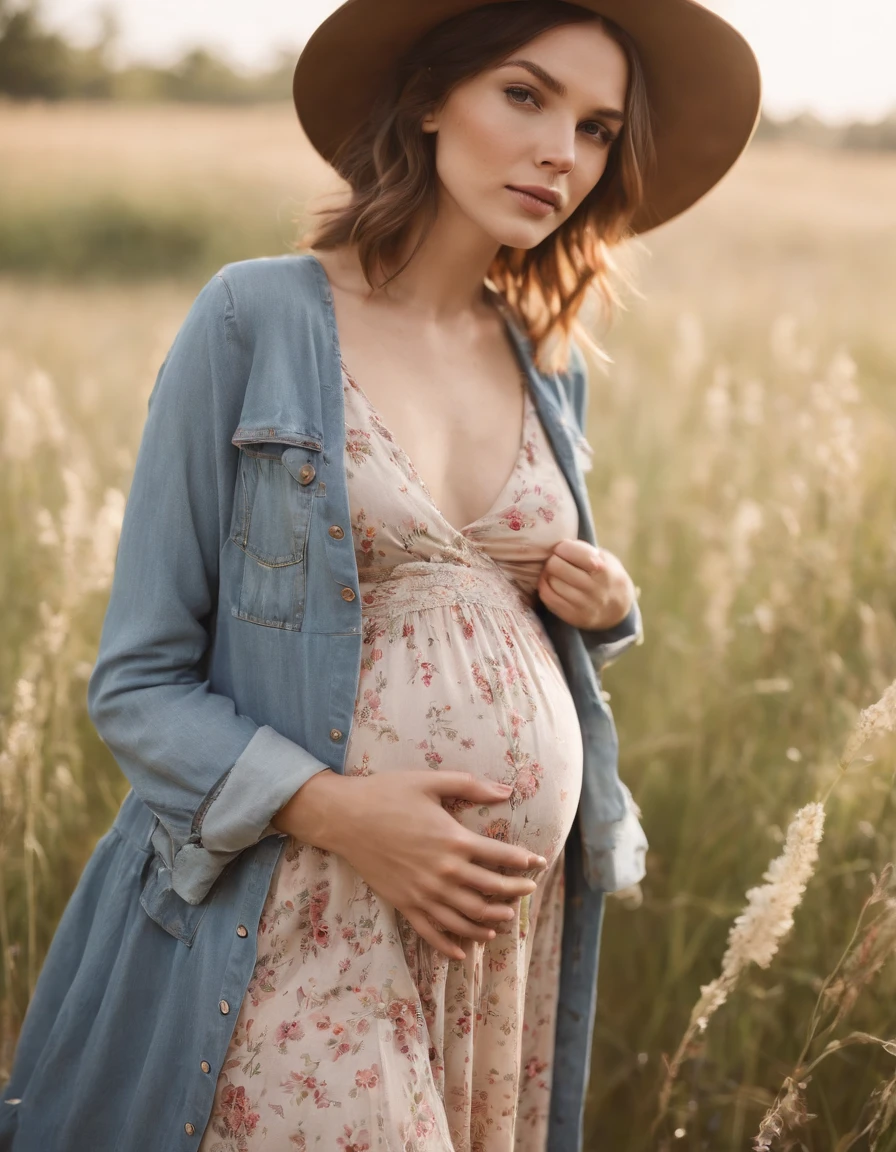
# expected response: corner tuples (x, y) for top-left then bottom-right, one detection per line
(340, 357), (532, 538)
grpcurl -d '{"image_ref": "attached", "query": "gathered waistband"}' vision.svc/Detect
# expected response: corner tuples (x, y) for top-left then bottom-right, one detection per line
(358, 559), (535, 618)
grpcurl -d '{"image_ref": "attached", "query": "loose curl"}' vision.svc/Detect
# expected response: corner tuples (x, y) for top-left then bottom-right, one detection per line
(299, 0), (657, 374)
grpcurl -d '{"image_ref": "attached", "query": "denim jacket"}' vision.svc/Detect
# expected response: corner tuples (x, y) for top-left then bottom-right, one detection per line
(0, 253), (646, 1152)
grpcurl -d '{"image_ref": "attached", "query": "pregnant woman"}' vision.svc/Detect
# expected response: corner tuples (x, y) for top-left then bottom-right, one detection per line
(0, 2), (760, 1150)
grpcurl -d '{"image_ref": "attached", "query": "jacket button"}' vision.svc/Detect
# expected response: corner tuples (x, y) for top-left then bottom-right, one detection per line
(341, 588), (356, 601)
(236, 924), (248, 938)
(184, 1123), (196, 1135)
(330, 728), (343, 741)
(219, 999), (230, 1014)
(298, 464), (315, 485)
(200, 1060), (211, 1073)
(328, 525), (345, 539)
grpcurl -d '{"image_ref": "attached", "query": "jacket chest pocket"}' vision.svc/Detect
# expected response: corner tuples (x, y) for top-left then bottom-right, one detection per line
(228, 433), (322, 631)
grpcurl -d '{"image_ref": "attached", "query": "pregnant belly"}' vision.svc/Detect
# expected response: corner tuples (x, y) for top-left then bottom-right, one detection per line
(344, 594), (584, 870)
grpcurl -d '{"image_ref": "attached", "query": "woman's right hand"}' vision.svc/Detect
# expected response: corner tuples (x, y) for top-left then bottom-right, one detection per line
(275, 768), (546, 961)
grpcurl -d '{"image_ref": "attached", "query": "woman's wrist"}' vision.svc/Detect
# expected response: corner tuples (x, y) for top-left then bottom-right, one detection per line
(271, 768), (354, 852)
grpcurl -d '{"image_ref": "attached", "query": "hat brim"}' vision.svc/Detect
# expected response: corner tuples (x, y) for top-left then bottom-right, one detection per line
(293, 0), (762, 235)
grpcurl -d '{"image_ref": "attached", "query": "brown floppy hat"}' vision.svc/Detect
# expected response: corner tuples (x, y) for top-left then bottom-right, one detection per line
(293, 0), (762, 235)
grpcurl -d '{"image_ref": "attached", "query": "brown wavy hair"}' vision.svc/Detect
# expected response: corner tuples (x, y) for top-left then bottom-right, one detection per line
(299, 0), (657, 375)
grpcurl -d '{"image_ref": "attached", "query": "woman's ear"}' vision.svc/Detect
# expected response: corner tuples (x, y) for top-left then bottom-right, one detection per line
(421, 112), (439, 135)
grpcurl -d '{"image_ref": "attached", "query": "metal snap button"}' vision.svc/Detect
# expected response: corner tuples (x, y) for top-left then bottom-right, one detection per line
(236, 924), (248, 938)
(328, 525), (345, 539)
(200, 1061), (211, 1073)
(184, 1123), (196, 1135)
(219, 999), (230, 1015)
(330, 728), (343, 741)
(341, 588), (356, 601)
(298, 464), (315, 485)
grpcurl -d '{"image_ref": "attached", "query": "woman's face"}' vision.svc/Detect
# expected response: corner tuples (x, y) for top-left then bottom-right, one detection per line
(421, 21), (629, 248)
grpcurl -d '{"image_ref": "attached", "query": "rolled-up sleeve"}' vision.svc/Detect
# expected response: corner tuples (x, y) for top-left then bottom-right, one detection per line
(562, 339), (645, 669)
(87, 272), (331, 905)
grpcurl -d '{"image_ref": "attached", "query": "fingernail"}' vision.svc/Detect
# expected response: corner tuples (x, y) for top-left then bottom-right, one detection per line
(496, 782), (513, 792)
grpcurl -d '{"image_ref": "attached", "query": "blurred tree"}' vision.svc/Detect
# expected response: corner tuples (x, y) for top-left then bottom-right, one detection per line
(0, 0), (72, 98)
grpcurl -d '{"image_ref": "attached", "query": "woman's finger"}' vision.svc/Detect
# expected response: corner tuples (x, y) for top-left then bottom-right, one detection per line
(400, 906), (467, 960)
(425, 900), (500, 944)
(545, 552), (602, 593)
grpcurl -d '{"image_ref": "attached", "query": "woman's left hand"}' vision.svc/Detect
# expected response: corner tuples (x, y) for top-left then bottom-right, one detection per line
(537, 539), (636, 631)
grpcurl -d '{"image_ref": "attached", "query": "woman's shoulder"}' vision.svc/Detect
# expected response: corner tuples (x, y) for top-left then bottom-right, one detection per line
(212, 253), (325, 325)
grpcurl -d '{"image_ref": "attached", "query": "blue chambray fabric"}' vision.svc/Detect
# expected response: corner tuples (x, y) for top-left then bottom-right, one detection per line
(0, 253), (645, 1152)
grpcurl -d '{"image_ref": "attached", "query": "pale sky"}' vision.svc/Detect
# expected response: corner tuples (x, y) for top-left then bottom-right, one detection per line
(41, 0), (896, 124)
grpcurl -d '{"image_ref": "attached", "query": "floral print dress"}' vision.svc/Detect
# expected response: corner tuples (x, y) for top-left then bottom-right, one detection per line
(198, 359), (585, 1152)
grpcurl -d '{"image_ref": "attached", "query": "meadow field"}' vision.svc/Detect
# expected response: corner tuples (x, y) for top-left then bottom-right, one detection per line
(2, 101), (896, 1149)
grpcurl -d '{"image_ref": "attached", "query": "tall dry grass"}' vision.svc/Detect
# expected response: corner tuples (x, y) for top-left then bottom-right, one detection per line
(1, 104), (896, 1148)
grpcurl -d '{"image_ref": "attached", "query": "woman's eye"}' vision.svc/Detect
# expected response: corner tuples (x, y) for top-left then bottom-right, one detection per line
(505, 87), (618, 145)
(505, 85), (536, 107)
(582, 122), (617, 146)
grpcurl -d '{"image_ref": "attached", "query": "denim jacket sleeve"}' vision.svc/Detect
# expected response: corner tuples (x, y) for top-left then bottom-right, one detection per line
(87, 273), (331, 903)
(562, 339), (644, 670)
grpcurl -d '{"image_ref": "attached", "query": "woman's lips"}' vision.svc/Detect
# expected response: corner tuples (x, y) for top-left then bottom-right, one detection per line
(506, 186), (557, 218)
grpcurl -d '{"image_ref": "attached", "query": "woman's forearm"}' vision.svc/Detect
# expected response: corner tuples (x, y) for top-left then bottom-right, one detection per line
(272, 767), (354, 852)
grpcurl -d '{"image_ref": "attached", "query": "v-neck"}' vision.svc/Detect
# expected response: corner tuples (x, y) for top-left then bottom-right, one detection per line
(340, 356), (531, 537)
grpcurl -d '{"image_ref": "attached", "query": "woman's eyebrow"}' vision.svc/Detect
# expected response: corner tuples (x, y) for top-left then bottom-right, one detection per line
(499, 58), (625, 122)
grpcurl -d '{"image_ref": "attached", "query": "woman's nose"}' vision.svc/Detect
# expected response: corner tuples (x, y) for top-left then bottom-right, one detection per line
(536, 116), (576, 175)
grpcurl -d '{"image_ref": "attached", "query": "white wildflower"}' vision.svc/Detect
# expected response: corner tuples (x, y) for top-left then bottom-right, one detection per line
(841, 679), (896, 767)
(720, 802), (825, 977)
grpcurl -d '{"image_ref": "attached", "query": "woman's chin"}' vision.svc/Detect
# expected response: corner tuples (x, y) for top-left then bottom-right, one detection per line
(483, 219), (557, 250)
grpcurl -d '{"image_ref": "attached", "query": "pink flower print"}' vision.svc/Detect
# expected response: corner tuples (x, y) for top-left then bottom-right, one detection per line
(415, 1105), (440, 1139)
(345, 429), (372, 465)
(355, 1065), (380, 1089)
(508, 708), (525, 740)
(443, 796), (475, 819)
(537, 503), (556, 523)
(312, 1013), (332, 1031)
(513, 762), (543, 801)
(312, 1085), (334, 1109)
(420, 661), (436, 687)
(402, 621), (415, 637)
(505, 508), (525, 532)
(460, 737), (475, 749)
(387, 999), (418, 1052)
(423, 747), (443, 769)
(355, 1016), (371, 1035)
(364, 689), (382, 713)
(337, 1124), (372, 1151)
(526, 1056), (549, 1079)
(333, 1041), (352, 1060)
(219, 1084), (261, 1137)
(471, 662), (494, 705)
(454, 1008), (472, 1036)
(371, 647), (383, 662)
(275, 1019), (304, 1047)
(248, 963), (278, 1006)
(310, 886), (330, 920)
(483, 817), (511, 841)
